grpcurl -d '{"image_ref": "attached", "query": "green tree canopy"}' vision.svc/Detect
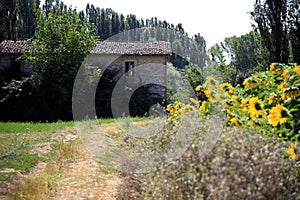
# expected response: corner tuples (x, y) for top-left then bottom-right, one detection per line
(209, 31), (268, 85)
(23, 7), (97, 120)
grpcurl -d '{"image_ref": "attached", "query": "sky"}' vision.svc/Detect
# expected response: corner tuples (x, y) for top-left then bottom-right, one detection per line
(61, 0), (255, 47)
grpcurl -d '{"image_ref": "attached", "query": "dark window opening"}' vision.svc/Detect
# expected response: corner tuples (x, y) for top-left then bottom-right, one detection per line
(125, 61), (135, 76)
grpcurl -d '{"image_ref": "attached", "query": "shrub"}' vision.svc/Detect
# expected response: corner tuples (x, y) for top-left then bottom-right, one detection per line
(227, 63), (300, 142)
(118, 128), (299, 199)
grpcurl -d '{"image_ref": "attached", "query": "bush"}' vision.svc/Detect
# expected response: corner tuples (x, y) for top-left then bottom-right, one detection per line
(227, 63), (300, 141)
(118, 127), (299, 199)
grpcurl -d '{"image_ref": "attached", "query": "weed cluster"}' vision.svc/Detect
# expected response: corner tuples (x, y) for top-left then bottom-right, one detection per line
(119, 127), (299, 199)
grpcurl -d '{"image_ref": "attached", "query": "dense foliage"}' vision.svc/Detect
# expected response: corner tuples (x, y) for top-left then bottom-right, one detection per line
(209, 31), (269, 85)
(22, 8), (97, 120)
(168, 63), (300, 142)
(229, 63), (300, 141)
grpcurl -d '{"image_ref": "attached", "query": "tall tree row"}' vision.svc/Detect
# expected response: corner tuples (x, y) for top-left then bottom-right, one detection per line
(0, 0), (97, 121)
(288, 0), (300, 63)
(251, 0), (300, 64)
(0, 0), (40, 40)
(0, 0), (207, 68)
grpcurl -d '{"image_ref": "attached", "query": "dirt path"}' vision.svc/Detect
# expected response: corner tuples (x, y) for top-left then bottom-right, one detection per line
(50, 123), (124, 200)
(50, 141), (121, 200)
(0, 123), (125, 199)
(0, 120), (151, 199)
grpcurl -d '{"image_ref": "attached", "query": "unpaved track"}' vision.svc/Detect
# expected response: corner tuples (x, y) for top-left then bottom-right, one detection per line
(50, 123), (125, 200)
(0, 122), (127, 200)
(50, 142), (121, 200)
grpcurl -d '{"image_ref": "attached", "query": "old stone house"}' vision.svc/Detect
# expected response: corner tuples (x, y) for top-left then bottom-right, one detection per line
(86, 41), (172, 117)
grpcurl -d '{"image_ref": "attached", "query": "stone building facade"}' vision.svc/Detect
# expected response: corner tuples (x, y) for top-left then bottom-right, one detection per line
(86, 41), (172, 117)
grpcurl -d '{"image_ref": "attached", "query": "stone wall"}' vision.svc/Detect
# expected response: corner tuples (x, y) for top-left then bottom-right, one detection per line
(85, 54), (169, 117)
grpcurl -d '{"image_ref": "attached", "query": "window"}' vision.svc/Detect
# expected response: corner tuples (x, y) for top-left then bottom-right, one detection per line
(125, 61), (135, 76)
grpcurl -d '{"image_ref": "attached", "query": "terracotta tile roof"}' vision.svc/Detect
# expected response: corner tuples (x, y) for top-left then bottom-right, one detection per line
(91, 41), (172, 56)
(0, 40), (32, 55)
(0, 40), (172, 56)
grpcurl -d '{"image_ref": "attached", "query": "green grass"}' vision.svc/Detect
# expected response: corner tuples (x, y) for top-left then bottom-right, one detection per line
(0, 121), (75, 134)
(0, 117), (151, 134)
(0, 172), (16, 181)
(97, 116), (152, 124)
(0, 121), (75, 184)
(0, 154), (40, 172)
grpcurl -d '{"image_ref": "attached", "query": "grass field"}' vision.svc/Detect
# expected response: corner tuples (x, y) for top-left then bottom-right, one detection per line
(0, 121), (75, 134)
(0, 117), (150, 134)
(0, 117), (150, 183)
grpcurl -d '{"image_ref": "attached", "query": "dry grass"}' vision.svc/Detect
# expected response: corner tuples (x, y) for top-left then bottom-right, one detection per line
(8, 140), (81, 199)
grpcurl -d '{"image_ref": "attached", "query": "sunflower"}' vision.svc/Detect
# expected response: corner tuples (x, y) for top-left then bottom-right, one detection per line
(241, 98), (249, 112)
(270, 63), (275, 71)
(209, 91), (221, 103)
(282, 69), (290, 80)
(270, 63), (283, 74)
(282, 89), (300, 101)
(226, 109), (232, 118)
(267, 95), (281, 104)
(268, 104), (288, 127)
(206, 76), (217, 88)
(202, 88), (210, 99)
(287, 143), (297, 160)
(195, 85), (201, 91)
(195, 86), (211, 99)
(179, 105), (190, 115)
(278, 82), (288, 92)
(200, 101), (208, 112)
(230, 118), (241, 128)
(268, 95), (275, 104)
(174, 101), (181, 109)
(221, 82), (234, 95)
(243, 80), (259, 88)
(248, 97), (264, 119)
(166, 104), (173, 112)
(231, 95), (241, 105)
(294, 66), (300, 76)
